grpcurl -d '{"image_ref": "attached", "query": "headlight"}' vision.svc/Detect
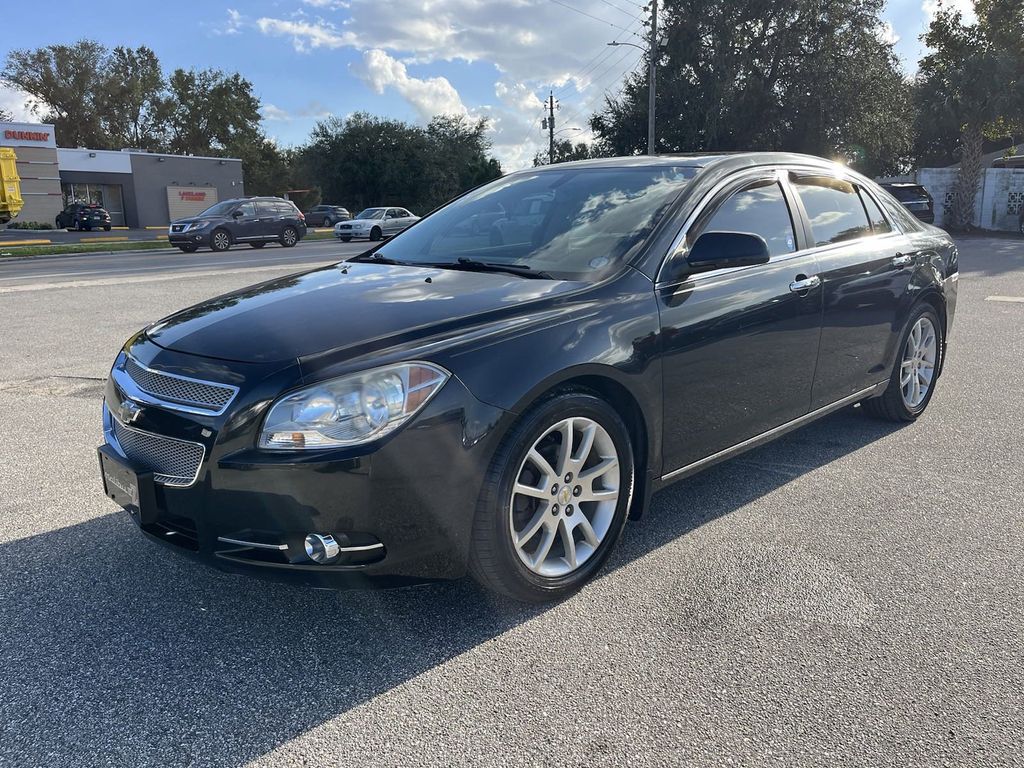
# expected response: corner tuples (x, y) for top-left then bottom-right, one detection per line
(259, 362), (449, 450)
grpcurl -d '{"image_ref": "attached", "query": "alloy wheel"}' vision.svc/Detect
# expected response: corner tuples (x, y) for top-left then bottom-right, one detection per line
(509, 416), (620, 577)
(212, 230), (230, 251)
(282, 228), (297, 246)
(900, 316), (937, 408)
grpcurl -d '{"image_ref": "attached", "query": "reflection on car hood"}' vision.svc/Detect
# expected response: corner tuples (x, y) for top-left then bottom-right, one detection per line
(145, 262), (579, 363)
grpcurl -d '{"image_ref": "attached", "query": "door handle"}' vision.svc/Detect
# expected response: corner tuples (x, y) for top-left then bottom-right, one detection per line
(892, 253), (913, 269)
(789, 275), (821, 293)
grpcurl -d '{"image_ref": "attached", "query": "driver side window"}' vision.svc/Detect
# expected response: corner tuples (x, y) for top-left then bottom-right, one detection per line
(698, 180), (796, 258)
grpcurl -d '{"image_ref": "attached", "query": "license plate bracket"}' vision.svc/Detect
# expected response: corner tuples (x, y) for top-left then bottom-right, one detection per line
(97, 445), (158, 524)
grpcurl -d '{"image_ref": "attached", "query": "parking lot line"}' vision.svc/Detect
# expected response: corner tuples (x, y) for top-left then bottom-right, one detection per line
(985, 295), (1024, 303)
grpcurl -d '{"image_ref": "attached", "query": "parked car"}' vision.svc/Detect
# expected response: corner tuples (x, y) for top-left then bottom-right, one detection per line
(167, 197), (307, 253)
(304, 204), (351, 227)
(56, 203), (112, 231)
(98, 153), (957, 603)
(334, 207), (419, 241)
(880, 182), (935, 223)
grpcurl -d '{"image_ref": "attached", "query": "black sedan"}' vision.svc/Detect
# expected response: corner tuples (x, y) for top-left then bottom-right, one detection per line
(97, 153), (958, 602)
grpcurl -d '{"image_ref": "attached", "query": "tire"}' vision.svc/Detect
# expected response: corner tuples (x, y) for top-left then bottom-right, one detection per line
(469, 391), (635, 602)
(249, 241), (266, 249)
(210, 228), (231, 252)
(864, 303), (943, 422)
(55, 216), (63, 229)
(340, 236), (352, 242)
(370, 226), (382, 242)
(178, 244), (198, 253)
(323, 217), (333, 228)
(280, 226), (299, 247)
(103, 225), (111, 231)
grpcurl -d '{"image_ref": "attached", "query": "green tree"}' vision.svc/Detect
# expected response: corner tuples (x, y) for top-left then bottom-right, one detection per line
(156, 68), (263, 155)
(1, 40), (107, 147)
(99, 46), (165, 149)
(0, 107), (12, 122)
(298, 112), (501, 213)
(916, 0), (1024, 228)
(532, 139), (604, 166)
(230, 137), (290, 197)
(591, 0), (914, 177)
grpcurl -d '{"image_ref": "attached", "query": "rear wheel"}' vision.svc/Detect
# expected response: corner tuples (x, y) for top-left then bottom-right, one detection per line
(864, 304), (942, 422)
(323, 217), (333, 227)
(370, 226), (382, 242)
(210, 228), (231, 252)
(280, 226), (299, 247)
(249, 241), (266, 249)
(469, 392), (634, 602)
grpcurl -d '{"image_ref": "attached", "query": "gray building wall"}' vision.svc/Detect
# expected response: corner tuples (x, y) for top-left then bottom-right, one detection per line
(127, 154), (245, 227)
(6, 145), (62, 226)
(59, 170), (137, 226)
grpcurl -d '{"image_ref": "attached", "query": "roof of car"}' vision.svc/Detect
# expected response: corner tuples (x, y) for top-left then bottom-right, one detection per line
(523, 151), (845, 174)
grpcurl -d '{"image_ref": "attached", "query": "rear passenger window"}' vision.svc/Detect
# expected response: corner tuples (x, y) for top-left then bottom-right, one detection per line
(860, 191), (892, 234)
(792, 175), (871, 246)
(700, 180), (796, 257)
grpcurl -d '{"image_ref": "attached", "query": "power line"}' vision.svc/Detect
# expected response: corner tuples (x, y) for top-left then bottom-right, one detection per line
(551, 13), (646, 99)
(594, 0), (647, 24)
(548, 0), (642, 38)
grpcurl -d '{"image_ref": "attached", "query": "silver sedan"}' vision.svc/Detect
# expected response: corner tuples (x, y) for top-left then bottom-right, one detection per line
(334, 207), (419, 242)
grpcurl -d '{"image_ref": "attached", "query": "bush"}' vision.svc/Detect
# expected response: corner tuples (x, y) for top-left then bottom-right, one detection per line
(6, 221), (54, 230)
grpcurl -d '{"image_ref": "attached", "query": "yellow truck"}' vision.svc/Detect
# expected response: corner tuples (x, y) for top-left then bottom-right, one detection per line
(0, 147), (24, 224)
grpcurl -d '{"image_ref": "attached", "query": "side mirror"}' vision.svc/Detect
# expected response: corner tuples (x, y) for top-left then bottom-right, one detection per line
(686, 231), (771, 273)
(232, 209), (244, 218)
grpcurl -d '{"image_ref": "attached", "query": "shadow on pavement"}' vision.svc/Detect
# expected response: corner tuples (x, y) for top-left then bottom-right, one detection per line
(0, 407), (903, 766)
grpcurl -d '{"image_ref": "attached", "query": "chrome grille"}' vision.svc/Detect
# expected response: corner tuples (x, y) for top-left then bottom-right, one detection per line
(111, 418), (205, 487)
(124, 357), (236, 413)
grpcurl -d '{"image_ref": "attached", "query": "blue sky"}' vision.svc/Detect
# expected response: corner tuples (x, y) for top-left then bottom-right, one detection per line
(0, 0), (972, 169)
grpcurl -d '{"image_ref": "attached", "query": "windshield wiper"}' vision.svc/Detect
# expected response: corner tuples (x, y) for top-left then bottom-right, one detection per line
(423, 258), (553, 280)
(347, 253), (409, 266)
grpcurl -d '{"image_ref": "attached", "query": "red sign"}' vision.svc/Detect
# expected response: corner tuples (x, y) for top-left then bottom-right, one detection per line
(3, 129), (50, 142)
(178, 191), (207, 202)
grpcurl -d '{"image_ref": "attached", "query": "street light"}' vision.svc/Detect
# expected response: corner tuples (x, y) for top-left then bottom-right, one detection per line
(609, 0), (657, 155)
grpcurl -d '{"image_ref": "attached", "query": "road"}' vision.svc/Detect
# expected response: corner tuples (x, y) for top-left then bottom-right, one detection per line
(1, 236), (1023, 767)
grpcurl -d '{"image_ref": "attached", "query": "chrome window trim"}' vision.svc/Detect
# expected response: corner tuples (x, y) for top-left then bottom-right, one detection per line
(656, 163), (909, 286)
(103, 404), (207, 488)
(114, 354), (239, 416)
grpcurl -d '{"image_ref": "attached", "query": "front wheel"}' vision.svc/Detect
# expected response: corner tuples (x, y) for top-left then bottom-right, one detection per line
(864, 304), (943, 422)
(469, 392), (634, 602)
(369, 226), (382, 242)
(210, 228), (231, 252)
(280, 226), (299, 247)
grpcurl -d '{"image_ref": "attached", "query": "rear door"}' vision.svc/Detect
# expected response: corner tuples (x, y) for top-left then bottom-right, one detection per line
(255, 201), (282, 239)
(788, 173), (914, 408)
(658, 170), (824, 473)
(230, 201), (261, 240)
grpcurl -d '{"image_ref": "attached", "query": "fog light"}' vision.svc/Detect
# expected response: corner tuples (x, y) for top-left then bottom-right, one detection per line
(304, 533), (340, 564)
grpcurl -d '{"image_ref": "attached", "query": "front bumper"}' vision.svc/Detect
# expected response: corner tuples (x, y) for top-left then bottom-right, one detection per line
(334, 227), (371, 239)
(100, 340), (510, 588)
(168, 228), (212, 246)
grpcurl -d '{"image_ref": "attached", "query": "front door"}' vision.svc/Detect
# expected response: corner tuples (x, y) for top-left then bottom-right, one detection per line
(658, 171), (824, 473)
(384, 208), (404, 235)
(230, 201), (260, 240)
(786, 174), (914, 408)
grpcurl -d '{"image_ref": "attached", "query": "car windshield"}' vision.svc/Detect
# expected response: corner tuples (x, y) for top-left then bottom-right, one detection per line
(196, 201), (238, 217)
(887, 186), (928, 202)
(375, 166), (697, 281)
(356, 208), (386, 219)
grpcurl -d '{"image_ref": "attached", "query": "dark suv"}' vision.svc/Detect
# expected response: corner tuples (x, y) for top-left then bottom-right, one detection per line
(880, 183), (934, 224)
(304, 204), (351, 227)
(168, 197), (307, 253)
(56, 203), (112, 231)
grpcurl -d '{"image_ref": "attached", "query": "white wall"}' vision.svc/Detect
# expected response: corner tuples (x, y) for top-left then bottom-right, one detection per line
(57, 148), (132, 174)
(917, 167), (1024, 231)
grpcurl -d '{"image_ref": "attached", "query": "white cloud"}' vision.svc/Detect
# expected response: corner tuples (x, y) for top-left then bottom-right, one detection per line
(240, 1), (652, 167)
(301, 0), (350, 8)
(261, 104), (292, 121)
(922, 0), (976, 24)
(878, 21), (900, 45)
(0, 85), (42, 122)
(354, 50), (468, 120)
(261, 102), (334, 122)
(255, 17), (352, 51)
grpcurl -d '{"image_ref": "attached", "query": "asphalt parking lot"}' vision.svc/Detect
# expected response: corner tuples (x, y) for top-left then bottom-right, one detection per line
(1, 236), (1023, 767)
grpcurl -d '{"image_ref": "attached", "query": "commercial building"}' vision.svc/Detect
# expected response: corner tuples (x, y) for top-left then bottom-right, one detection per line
(1, 120), (245, 228)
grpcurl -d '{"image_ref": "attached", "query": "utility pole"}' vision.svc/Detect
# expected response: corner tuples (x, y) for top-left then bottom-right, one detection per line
(547, 91), (556, 165)
(647, 0), (657, 155)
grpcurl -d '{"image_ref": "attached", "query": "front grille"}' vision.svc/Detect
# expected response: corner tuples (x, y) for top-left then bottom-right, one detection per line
(111, 418), (205, 487)
(338, 224), (351, 230)
(125, 357), (236, 413)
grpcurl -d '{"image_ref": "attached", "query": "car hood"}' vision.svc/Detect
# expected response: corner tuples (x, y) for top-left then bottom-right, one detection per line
(145, 262), (582, 364)
(171, 216), (218, 226)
